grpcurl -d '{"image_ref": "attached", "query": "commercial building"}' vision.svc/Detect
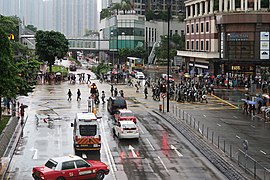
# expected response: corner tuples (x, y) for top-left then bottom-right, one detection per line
(178, 0), (270, 77)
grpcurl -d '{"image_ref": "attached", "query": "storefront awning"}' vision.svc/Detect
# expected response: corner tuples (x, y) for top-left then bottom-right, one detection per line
(189, 63), (208, 69)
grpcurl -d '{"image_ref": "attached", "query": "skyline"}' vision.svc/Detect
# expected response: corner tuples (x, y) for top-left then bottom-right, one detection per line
(0, 0), (99, 37)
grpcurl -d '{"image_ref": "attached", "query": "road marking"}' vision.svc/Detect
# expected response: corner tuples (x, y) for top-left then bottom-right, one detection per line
(236, 135), (241, 139)
(146, 159), (154, 173)
(211, 94), (238, 109)
(137, 124), (144, 134)
(233, 116), (238, 119)
(128, 145), (138, 158)
(170, 145), (183, 157)
(217, 123), (221, 127)
(260, 150), (267, 155)
(251, 125), (255, 128)
(100, 117), (117, 178)
(158, 156), (169, 173)
(30, 147), (38, 159)
(203, 115), (206, 117)
(146, 138), (155, 151)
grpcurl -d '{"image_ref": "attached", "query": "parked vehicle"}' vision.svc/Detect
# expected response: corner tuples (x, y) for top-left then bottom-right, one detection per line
(32, 155), (109, 180)
(107, 97), (127, 115)
(135, 72), (145, 79)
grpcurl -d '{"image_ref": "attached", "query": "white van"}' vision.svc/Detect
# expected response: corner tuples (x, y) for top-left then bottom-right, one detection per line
(71, 112), (101, 151)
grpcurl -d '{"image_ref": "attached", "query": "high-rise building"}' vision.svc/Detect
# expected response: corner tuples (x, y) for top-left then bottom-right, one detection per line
(0, 0), (98, 37)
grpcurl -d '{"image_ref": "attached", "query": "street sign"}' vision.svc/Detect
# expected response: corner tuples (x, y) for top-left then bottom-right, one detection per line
(161, 93), (166, 99)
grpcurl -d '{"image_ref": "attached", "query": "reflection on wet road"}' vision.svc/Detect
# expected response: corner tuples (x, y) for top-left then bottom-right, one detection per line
(4, 69), (227, 180)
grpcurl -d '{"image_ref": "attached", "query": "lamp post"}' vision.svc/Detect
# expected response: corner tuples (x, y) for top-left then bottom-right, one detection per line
(111, 28), (119, 83)
(167, 2), (171, 112)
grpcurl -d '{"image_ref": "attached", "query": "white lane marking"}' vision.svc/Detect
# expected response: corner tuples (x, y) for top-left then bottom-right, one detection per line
(170, 145), (183, 157)
(137, 124), (144, 134)
(128, 145), (138, 158)
(236, 135), (241, 139)
(100, 117), (117, 178)
(203, 115), (206, 117)
(30, 147), (38, 159)
(146, 159), (154, 173)
(146, 138), (155, 151)
(217, 124), (221, 127)
(251, 125), (255, 128)
(260, 150), (267, 155)
(158, 156), (169, 173)
(233, 116), (238, 119)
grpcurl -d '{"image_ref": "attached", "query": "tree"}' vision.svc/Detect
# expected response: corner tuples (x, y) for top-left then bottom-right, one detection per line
(26, 24), (37, 32)
(119, 48), (131, 63)
(0, 15), (20, 41)
(100, 8), (111, 20)
(35, 30), (69, 72)
(155, 35), (178, 64)
(111, 3), (122, 15)
(0, 28), (18, 120)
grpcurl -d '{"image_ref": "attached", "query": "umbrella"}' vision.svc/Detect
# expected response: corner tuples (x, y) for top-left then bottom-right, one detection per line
(241, 99), (247, 102)
(247, 100), (256, 105)
(55, 72), (61, 75)
(255, 97), (263, 102)
(184, 73), (190, 78)
(262, 94), (270, 99)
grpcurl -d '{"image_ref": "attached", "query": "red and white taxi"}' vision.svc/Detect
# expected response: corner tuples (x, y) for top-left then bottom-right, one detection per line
(114, 109), (137, 124)
(32, 155), (109, 180)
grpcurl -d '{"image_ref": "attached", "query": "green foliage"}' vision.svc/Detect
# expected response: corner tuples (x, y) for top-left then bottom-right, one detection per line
(48, 65), (69, 77)
(35, 30), (69, 72)
(145, 10), (172, 21)
(0, 15), (20, 41)
(155, 35), (178, 63)
(26, 24), (37, 32)
(0, 27), (18, 98)
(91, 63), (110, 78)
(119, 48), (131, 62)
(0, 116), (9, 133)
(100, 8), (111, 20)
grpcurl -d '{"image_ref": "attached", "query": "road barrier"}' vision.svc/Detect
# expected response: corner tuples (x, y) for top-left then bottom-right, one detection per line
(171, 104), (270, 180)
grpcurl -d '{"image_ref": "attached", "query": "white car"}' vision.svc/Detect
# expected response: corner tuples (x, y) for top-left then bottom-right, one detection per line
(135, 72), (145, 79)
(112, 121), (139, 139)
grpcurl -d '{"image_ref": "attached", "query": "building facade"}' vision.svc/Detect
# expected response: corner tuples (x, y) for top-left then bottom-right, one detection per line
(178, 0), (270, 77)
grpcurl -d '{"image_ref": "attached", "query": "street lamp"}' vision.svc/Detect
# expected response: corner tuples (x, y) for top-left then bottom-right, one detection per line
(154, 0), (171, 112)
(111, 28), (119, 83)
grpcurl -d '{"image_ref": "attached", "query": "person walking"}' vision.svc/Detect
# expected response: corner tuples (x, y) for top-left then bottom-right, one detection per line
(144, 87), (148, 99)
(77, 89), (81, 101)
(87, 74), (91, 84)
(114, 88), (118, 97)
(67, 89), (72, 101)
(101, 91), (106, 104)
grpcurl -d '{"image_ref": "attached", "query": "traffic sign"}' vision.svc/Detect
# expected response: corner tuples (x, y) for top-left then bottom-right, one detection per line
(161, 93), (166, 99)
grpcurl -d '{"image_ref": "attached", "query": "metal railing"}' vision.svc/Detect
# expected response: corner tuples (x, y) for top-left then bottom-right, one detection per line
(171, 105), (270, 180)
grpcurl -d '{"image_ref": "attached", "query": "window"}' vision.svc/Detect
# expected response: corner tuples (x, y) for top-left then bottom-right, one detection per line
(79, 125), (97, 136)
(201, 22), (204, 33)
(191, 41), (194, 50)
(196, 40), (199, 50)
(201, 40), (204, 51)
(206, 22), (209, 32)
(175, 30), (178, 34)
(75, 160), (90, 168)
(186, 25), (189, 33)
(191, 24), (194, 33)
(196, 23), (199, 33)
(45, 160), (58, 170)
(62, 161), (75, 170)
(186, 41), (190, 50)
(206, 40), (209, 51)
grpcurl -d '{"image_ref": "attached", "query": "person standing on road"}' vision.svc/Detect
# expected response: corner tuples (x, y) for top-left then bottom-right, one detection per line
(110, 85), (114, 96)
(114, 88), (118, 97)
(77, 89), (81, 101)
(87, 74), (91, 84)
(101, 91), (106, 104)
(67, 89), (72, 101)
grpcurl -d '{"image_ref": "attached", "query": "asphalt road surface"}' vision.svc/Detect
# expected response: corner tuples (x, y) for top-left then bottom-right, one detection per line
(4, 68), (227, 180)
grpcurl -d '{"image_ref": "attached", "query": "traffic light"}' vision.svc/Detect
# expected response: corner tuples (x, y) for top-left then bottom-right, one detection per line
(160, 84), (166, 93)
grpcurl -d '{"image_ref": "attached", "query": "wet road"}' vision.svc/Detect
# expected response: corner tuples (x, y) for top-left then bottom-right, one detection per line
(4, 68), (227, 180)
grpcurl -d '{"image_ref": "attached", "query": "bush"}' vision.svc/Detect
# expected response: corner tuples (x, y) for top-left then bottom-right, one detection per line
(48, 65), (69, 77)
(0, 116), (10, 134)
(91, 63), (110, 78)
